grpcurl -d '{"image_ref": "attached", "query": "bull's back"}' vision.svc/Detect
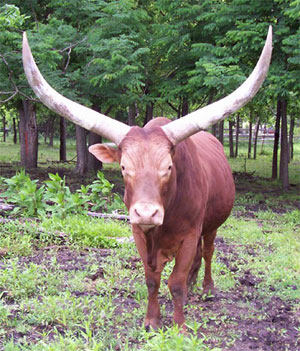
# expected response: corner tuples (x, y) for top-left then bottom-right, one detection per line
(191, 131), (235, 234)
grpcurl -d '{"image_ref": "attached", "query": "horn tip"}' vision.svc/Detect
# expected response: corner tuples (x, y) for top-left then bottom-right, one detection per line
(22, 31), (30, 59)
(22, 31), (28, 47)
(267, 25), (272, 41)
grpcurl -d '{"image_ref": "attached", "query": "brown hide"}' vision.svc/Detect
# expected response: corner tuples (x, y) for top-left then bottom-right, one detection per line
(91, 117), (235, 330)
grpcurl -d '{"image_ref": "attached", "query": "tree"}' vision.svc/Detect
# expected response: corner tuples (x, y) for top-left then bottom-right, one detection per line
(0, 0), (298, 182)
(272, 100), (281, 179)
(18, 100), (38, 168)
(279, 99), (289, 189)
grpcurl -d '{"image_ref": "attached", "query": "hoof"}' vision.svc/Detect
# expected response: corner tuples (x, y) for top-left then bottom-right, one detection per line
(179, 324), (188, 335)
(202, 281), (215, 295)
(144, 318), (160, 332)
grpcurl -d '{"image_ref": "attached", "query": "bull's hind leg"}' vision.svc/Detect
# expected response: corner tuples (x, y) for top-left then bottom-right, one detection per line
(187, 237), (203, 287)
(202, 230), (217, 294)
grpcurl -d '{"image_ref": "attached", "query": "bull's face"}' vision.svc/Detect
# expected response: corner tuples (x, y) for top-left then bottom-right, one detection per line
(89, 126), (176, 232)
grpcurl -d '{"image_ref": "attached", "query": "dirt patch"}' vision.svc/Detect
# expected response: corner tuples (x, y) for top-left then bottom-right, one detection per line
(210, 237), (300, 351)
(1, 243), (299, 350)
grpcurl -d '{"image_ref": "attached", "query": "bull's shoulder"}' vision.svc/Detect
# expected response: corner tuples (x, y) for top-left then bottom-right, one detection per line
(191, 131), (224, 153)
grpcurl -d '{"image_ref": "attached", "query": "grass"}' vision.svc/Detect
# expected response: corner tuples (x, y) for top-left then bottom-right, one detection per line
(223, 138), (300, 185)
(0, 137), (76, 166)
(40, 215), (131, 247)
(220, 211), (300, 301)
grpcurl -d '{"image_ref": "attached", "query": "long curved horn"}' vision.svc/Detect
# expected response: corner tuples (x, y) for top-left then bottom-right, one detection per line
(162, 26), (273, 145)
(22, 32), (131, 145)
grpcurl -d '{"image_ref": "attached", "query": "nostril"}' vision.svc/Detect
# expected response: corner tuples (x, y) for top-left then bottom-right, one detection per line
(134, 208), (141, 217)
(151, 209), (158, 218)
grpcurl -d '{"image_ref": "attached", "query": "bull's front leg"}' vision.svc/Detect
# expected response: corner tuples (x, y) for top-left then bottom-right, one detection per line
(144, 268), (161, 330)
(132, 228), (162, 330)
(168, 235), (198, 328)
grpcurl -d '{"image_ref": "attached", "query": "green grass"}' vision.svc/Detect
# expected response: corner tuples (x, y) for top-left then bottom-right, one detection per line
(220, 211), (300, 301)
(224, 139), (300, 184)
(0, 137), (77, 166)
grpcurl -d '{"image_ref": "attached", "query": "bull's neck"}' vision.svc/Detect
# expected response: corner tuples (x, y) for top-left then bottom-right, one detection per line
(145, 229), (160, 271)
(164, 138), (206, 225)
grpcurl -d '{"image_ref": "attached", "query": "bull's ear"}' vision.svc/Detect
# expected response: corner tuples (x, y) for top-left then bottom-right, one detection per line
(88, 144), (119, 163)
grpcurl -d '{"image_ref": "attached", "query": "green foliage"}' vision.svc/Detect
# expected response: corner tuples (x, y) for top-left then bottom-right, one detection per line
(0, 170), (46, 216)
(88, 171), (125, 213)
(0, 170), (126, 218)
(0, 4), (28, 29)
(44, 173), (87, 218)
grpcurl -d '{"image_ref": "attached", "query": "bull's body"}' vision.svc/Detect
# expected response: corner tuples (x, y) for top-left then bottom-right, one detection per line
(121, 118), (235, 328)
(22, 28), (272, 330)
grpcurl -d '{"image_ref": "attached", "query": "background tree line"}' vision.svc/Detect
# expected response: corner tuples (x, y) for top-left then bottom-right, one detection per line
(0, 0), (299, 189)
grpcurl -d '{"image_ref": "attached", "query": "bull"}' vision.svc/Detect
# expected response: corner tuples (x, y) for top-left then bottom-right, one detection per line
(22, 27), (272, 330)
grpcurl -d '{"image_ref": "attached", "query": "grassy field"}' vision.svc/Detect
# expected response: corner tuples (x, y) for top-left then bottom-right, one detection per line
(0, 181), (299, 350)
(0, 134), (299, 350)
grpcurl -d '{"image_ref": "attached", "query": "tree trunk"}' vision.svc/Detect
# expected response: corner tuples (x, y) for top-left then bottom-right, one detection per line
(13, 117), (17, 144)
(279, 99), (289, 189)
(19, 100), (38, 169)
(253, 118), (260, 160)
(59, 117), (67, 162)
(272, 100), (281, 179)
(2, 112), (6, 142)
(289, 117), (295, 162)
(74, 125), (88, 176)
(229, 120), (235, 158)
(48, 116), (55, 147)
(218, 121), (224, 145)
(234, 114), (240, 158)
(87, 105), (103, 172)
(143, 103), (154, 126)
(181, 97), (189, 117)
(88, 132), (102, 172)
(128, 104), (136, 126)
(248, 121), (253, 159)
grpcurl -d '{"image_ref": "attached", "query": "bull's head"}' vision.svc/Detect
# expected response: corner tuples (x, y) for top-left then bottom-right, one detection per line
(22, 27), (272, 231)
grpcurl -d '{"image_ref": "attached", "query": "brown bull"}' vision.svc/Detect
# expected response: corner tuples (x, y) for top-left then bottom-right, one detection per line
(22, 27), (272, 330)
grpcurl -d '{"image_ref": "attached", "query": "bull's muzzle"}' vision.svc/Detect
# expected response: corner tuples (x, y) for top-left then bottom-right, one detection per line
(130, 202), (164, 231)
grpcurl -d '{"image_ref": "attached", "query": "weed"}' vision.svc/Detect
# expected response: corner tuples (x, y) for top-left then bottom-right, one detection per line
(44, 173), (87, 218)
(1, 171), (127, 219)
(0, 170), (46, 216)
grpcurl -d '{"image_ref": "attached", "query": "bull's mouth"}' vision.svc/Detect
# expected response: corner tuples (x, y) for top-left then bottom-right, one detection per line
(138, 223), (157, 232)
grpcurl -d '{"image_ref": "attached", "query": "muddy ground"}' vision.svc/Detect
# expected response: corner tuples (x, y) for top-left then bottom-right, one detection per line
(0, 164), (299, 350)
